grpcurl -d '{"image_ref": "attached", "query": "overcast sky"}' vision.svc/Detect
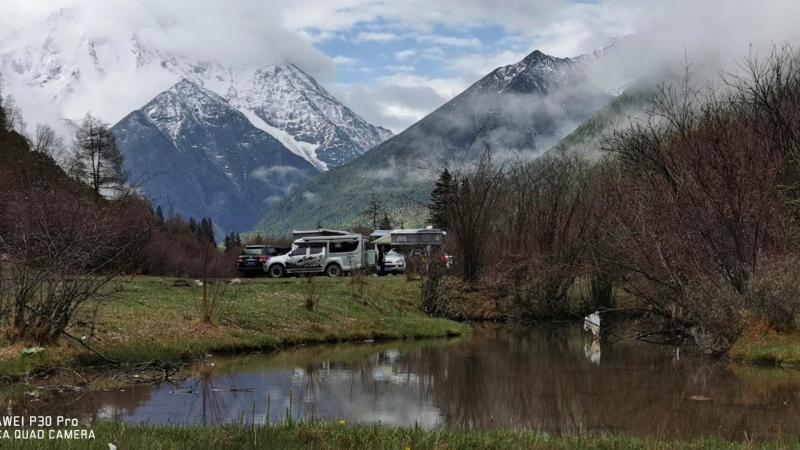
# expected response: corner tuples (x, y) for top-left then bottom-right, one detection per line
(3, 1), (800, 133)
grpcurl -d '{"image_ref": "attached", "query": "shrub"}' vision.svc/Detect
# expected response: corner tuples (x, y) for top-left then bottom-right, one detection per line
(348, 269), (370, 305)
(304, 276), (323, 311)
(0, 191), (150, 344)
(139, 217), (236, 278)
(746, 258), (800, 331)
(194, 278), (239, 325)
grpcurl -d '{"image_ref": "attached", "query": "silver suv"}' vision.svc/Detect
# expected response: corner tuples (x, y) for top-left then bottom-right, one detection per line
(266, 234), (368, 278)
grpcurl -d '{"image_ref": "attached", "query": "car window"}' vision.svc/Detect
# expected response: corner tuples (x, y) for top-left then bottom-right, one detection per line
(243, 247), (264, 255)
(289, 245), (307, 256)
(309, 244), (325, 255)
(329, 240), (359, 253)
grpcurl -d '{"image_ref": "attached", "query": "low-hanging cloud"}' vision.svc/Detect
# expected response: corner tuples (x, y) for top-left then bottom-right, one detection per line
(1, 1), (331, 73)
(0, 1), (334, 131)
(3, 0), (800, 136)
(319, 0), (800, 132)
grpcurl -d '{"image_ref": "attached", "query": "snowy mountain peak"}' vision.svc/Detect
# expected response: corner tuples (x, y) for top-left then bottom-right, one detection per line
(521, 49), (549, 64)
(166, 78), (226, 106)
(0, 13), (392, 170)
(476, 49), (575, 96)
(223, 61), (393, 170)
(143, 78), (231, 141)
(113, 78), (318, 236)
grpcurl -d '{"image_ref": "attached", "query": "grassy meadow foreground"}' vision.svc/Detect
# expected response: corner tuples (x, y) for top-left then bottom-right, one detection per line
(0, 276), (467, 378)
(3, 422), (799, 450)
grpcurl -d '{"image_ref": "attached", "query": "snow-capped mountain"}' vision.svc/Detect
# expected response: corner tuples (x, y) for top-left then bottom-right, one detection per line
(214, 63), (393, 171)
(0, 8), (391, 170)
(254, 49), (614, 234)
(112, 78), (318, 235)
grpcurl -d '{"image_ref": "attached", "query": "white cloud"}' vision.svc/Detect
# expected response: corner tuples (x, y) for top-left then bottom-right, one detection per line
(353, 31), (400, 43)
(447, 50), (531, 80)
(279, 0), (800, 63)
(327, 0), (800, 133)
(377, 73), (468, 100)
(385, 64), (416, 73)
(394, 47), (444, 62)
(414, 34), (481, 48)
(332, 55), (358, 65)
(5, 0), (800, 136)
(394, 49), (416, 62)
(1, 1), (332, 71)
(250, 165), (306, 182)
(329, 79), (450, 133)
(1, 0), (335, 131)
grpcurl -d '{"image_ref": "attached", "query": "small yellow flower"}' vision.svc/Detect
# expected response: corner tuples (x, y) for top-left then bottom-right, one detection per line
(338, 420), (346, 426)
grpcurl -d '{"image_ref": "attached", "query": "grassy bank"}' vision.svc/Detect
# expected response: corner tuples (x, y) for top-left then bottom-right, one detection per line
(2, 422), (794, 450)
(0, 276), (468, 378)
(731, 331), (800, 366)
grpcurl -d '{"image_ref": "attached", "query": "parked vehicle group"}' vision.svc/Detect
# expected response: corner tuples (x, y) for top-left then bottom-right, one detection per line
(236, 228), (452, 278)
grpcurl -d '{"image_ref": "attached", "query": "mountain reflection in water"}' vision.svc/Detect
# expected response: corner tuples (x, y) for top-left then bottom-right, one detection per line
(14, 325), (800, 441)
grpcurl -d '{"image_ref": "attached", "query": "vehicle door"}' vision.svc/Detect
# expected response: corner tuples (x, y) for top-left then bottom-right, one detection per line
(285, 244), (309, 270)
(305, 243), (326, 270)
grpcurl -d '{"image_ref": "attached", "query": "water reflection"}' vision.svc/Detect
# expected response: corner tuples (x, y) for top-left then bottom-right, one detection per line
(12, 325), (800, 441)
(584, 339), (601, 365)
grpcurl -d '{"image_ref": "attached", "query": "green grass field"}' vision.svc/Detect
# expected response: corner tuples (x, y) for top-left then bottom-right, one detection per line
(0, 275), (468, 378)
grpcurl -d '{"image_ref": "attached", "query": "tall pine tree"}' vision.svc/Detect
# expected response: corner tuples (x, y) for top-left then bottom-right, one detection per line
(154, 205), (165, 224)
(223, 232), (242, 252)
(196, 217), (216, 245)
(428, 168), (453, 230)
(379, 212), (392, 230)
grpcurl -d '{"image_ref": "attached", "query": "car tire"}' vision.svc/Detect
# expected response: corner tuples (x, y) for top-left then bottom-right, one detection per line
(268, 264), (285, 278)
(325, 264), (342, 277)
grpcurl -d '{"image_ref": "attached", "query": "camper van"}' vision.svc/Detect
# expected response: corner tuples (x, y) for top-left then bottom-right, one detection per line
(265, 233), (369, 278)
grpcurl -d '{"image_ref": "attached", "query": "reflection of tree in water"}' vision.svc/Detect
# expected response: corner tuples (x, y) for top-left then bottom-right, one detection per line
(16, 327), (800, 440)
(9, 383), (158, 424)
(177, 362), (228, 426)
(403, 324), (800, 441)
(298, 363), (324, 420)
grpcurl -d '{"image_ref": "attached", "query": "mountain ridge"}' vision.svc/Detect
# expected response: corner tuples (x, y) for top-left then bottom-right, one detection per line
(253, 48), (613, 236)
(113, 78), (318, 236)
(0, 10), (391, 170)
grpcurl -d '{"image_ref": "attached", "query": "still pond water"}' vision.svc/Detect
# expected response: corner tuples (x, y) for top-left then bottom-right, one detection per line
(17, 325), (800, 441)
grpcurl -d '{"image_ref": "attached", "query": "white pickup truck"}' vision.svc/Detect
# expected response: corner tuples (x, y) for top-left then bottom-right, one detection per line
(266, 234), (369, 278)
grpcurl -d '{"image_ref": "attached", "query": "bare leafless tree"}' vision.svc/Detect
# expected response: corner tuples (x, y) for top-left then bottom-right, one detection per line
(446, 149), (507, 282)
(361, 192), (386, 230)
(31, 123), (65, 159)
(1, 94), (26, 134)
(0, 190), (151, 344)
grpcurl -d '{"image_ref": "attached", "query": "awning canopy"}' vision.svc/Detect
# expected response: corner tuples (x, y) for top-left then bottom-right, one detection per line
(372, 235), (392, 245)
